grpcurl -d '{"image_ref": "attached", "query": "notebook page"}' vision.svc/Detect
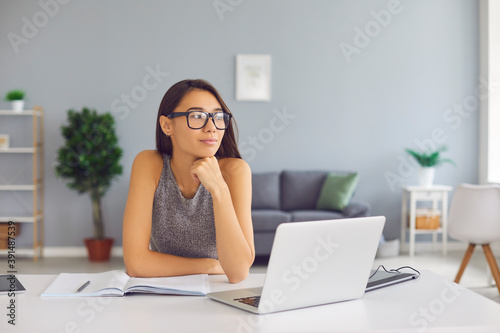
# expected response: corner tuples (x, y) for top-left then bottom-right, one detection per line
(41, 270), (129, 297)
(125, 274), (210, 295)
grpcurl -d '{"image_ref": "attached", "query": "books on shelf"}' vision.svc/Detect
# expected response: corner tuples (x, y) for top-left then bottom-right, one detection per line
(41, 270), (210, 297)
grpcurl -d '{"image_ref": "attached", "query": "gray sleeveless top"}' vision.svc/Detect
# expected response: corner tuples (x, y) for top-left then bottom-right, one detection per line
(150, 154), (218, 259)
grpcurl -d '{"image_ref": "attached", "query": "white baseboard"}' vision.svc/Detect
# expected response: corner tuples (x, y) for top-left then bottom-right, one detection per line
(44, 246), (124, 257)
(2, 246), (123, 258)
(400, 241), (500, 256)
(399, 241), (469, 253)
(5, 242), (500, 258)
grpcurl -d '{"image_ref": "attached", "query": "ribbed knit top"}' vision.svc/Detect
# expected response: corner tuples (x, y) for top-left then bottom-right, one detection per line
(150, 154), (218, 259)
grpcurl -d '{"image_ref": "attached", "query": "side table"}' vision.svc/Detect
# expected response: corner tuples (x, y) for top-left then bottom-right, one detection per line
(400, 185), (453, 257)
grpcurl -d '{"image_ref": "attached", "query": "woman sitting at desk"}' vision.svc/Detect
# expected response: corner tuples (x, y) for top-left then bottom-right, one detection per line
(123, 79), (254, 283)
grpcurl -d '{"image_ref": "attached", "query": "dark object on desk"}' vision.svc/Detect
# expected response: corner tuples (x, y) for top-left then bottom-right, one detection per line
(0, 275), (26, 294)
(366, 267), (419, 292)
(76, 280), (90, 293)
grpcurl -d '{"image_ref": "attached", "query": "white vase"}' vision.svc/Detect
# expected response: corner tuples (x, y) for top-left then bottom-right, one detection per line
(12, 100), (24, 113)
(418, 167), (435, 187)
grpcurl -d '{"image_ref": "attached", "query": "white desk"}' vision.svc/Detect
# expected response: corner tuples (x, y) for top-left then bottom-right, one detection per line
(401, 185), (453, 257)
(1, 271), (500, 332)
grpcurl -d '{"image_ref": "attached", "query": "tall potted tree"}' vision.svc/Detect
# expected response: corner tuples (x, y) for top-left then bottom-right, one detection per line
(55, 108), (123, 261)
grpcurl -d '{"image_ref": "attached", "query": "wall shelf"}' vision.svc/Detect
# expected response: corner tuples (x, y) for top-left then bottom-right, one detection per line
(0, 215), (43, 223)
(0, 110), (42, 116)
(0, 106), (44, 261)
(0, 184), (39, 191)
(0, 147), (36, 153)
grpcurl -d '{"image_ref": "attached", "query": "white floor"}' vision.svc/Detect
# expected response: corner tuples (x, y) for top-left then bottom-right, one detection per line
(4, 248), (499, 303)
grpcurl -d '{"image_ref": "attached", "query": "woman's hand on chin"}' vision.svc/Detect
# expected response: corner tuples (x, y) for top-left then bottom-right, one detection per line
(190, 156), (227, 194)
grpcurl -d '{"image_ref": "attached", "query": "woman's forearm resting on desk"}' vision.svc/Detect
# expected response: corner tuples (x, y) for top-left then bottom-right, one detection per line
(123, 249), (223, 278)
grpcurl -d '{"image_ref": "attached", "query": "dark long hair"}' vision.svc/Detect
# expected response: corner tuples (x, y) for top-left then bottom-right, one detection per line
(155, 79), (241, 159)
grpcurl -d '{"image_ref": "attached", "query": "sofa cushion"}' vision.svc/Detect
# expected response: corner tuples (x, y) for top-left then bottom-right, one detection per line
(291, 210), (345, 222)
(252, 172), (280, 210)
(342, 200), (371, 217)
(281, 170), (328, 211)
(251, 210), (292, 232)
(254, 232), (276, 256)
(316, 172), (359, 211)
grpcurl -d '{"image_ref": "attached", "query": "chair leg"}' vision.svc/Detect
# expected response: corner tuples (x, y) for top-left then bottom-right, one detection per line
(455, 244), (476, 283)
(482, 244), (500, 295)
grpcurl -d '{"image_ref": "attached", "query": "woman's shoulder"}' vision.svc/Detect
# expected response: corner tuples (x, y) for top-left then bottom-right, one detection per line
(134, 149), (164, 163)
(219, 157), (251, 180)
(132, 150), (164, 175)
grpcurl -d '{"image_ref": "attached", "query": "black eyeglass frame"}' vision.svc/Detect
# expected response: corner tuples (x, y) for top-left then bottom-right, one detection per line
(167, 111), (232, 130)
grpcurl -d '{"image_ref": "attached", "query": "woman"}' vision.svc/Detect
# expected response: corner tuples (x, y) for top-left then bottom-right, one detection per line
(123, 79), (254, 283)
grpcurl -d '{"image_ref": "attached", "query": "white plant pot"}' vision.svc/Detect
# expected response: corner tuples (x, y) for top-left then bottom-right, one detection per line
(418, 167), (435, 187)
(12, 100), (24, 113)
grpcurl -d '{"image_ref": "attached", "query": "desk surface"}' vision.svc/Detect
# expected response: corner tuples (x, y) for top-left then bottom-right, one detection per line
(1, 271), (500, 333)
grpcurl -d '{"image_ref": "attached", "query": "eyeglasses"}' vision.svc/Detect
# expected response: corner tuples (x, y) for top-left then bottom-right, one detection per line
(167, 111), (232, 130)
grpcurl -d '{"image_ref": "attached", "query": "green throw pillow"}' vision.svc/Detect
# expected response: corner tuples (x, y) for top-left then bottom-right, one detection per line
(316, 172), (359, 211)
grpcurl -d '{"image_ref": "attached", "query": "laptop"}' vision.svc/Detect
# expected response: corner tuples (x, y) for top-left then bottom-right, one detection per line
(207, 216), (385, 314)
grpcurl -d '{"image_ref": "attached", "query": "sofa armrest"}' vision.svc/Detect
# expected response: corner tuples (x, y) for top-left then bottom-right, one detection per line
(341, 199), (371, 217)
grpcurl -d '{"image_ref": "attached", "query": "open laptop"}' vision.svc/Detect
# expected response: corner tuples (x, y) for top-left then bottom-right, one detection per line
(207, 216), (385, 314)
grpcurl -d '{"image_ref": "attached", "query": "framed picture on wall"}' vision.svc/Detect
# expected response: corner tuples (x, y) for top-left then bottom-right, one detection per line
(236, 54), (271, 101)
(0, 134), (9, 149)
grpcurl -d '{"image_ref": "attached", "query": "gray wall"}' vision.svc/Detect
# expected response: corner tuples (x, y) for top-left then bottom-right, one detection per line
(0, 0), (479, 247)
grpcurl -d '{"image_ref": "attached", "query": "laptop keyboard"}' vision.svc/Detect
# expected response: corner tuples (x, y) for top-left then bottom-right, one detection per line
(234, 295), (261, 308)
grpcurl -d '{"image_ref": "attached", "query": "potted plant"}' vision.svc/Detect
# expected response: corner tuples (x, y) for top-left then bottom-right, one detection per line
(55, 108), (123, 261)
(5, 90), (25, 113)
(405, 146), (455, 186)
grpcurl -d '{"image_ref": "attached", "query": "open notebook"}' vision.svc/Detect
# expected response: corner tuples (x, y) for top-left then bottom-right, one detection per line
(41, 270), (209, 297)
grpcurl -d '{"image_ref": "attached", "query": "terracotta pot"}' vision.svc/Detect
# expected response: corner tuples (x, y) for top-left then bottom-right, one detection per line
(84, 238), (114, 262)
(0, 223), (21, 249)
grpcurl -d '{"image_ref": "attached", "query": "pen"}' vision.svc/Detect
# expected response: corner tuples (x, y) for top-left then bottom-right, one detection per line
(77, 280), (90, 293)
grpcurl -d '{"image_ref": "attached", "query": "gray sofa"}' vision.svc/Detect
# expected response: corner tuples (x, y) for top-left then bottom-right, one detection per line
(252, 170), (371, 256)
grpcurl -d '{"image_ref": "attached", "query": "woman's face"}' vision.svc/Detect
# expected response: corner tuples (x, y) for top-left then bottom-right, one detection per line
(162, 89), (226, 159)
